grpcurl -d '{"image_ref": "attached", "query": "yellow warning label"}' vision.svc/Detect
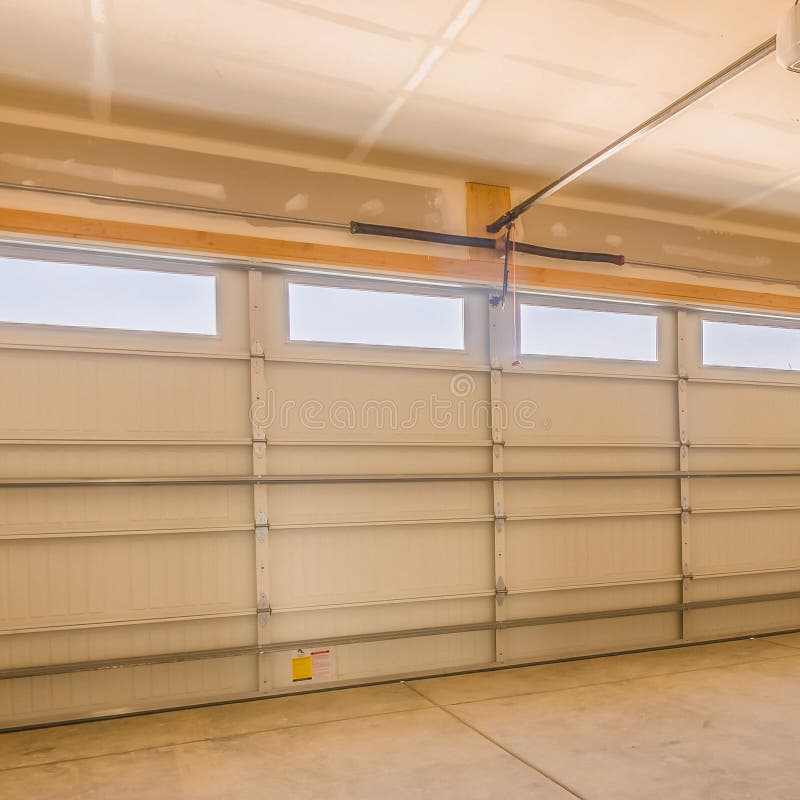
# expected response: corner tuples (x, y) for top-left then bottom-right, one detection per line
(291, 655), (312, 682)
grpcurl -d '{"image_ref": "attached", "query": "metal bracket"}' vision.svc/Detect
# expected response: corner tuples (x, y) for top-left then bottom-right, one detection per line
(255, 525), (268, 544)
(255, 510), (268, 527)
(495, 577), (508, 607)
(257, 592), (272, 627)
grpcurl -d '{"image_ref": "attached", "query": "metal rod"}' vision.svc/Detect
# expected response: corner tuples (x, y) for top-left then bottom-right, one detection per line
(5, 502), (799, 540)
(486, 36), (777, 233)
(626, 259), (800, 290)
(4, 588), (799, 681)
(350, 221), (625, 266)
(1, 469), (800, 488)
(0, 181), (351, 231)
(501, 229), (511, 302)
(4, 501), (800, 540)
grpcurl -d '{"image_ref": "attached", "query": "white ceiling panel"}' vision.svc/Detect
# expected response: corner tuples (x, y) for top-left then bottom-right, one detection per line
(0, 0), (797, 224)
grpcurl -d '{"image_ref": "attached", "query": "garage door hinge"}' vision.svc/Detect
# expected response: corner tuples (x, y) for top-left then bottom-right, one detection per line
(255, 524), (269, 544)
(258, 593), (272, 626)
(495, 577), (508, 607)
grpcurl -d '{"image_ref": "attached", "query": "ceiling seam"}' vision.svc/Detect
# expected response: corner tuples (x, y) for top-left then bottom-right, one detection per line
(88, 0), (112, 122)
(347, 0), (484, 163)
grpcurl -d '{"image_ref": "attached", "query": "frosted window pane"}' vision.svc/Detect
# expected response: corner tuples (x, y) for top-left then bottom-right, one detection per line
(289, 284), (464, 349)
(0, 258), (217, 335)
(703, 320), (800, 370)
(520, 305), (657, 361)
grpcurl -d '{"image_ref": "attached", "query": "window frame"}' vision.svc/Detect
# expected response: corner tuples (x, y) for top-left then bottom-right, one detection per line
(0, 256), (220, 338)
(262, 272), (487, 370)
(284, 277), (468, 354)
(0, 242), (252, 358)
(698, 309), (800, 379)
(506, 293), (673, 377)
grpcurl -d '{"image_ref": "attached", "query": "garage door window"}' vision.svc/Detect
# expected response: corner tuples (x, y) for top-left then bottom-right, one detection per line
(0, 258), (217, 335)
(519, 303), (658, 362)
(703, 319), (800, 371)
(288, 283), (465, 350)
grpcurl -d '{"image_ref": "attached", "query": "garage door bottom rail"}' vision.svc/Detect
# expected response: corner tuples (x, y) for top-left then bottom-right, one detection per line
(3, 588), (800, 681)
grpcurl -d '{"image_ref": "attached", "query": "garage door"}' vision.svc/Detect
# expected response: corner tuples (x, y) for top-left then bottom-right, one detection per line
(1, 242), (799, 728)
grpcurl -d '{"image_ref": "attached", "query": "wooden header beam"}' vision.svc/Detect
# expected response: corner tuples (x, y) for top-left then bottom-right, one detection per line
(466, 182), (509, 262)
(2, 205), (800, 315)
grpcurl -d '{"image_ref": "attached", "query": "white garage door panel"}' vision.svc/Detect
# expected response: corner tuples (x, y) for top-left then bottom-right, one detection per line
(686, 572), (800, 640)
(690, 383), (800, 445)
(0, 485), (252, 537)
(269, 523), (493, 609)
(0, 350), (250, 440)
(693, 476), (800, 509)
(4, 253), (800, 727)
(264, 361), (490, 444)
(0, 532), (254, 631)
(503, 374), (677, 444)
(504, 445), (678, 473)
(505, 580), (680, 620)
(0, 655), (257, 727)
(504, 613), (681, 662)
(505, 478), (679, 516)
(266, 444), (491, 476)
(691, 447), (800, 471)
(693, 512), (800, 575)
(689, 600), (800, 640)
(690, 571), (800, 603)
(268, 481), (492, 527)
(506, 516), (681, 590)
(0, 616), (255, 671)
(269, 596), (493, 642)
(328, 632), (495, 681)
(268, 632), (495, 689)
(0, 443), (251, 479)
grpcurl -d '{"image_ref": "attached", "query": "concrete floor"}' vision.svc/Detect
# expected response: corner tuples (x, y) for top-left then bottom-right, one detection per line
(4, 634), (800, 799)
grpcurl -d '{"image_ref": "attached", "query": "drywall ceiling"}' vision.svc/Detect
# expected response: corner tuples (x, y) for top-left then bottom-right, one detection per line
(0, 0), (797, 225)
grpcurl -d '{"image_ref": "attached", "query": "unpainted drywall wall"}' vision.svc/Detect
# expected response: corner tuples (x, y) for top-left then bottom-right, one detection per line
(0, 122), (448, 232)
(1, 112), (799, 291)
